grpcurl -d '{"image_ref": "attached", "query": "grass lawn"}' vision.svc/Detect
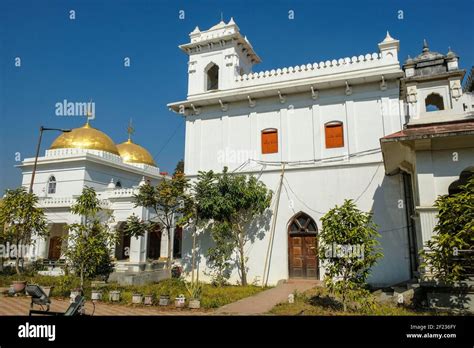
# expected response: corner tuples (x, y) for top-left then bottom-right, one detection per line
(269, 286), (450, 316)
(0, 274), (265, 310)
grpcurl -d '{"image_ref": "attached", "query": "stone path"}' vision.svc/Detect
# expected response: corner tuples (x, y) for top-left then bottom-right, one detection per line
(0, 279), (320, 316)
(0, 296), (208, 316)
(215, 279), (321, 315)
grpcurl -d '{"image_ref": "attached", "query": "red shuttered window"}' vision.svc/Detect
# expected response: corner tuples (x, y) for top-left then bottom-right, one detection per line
(325, 122), (344, 148)
(261, 129), (278, 154)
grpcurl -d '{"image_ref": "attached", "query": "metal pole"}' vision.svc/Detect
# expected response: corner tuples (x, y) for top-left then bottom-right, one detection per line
(29, 126), (44, 194)
(28, 126), (71, 194)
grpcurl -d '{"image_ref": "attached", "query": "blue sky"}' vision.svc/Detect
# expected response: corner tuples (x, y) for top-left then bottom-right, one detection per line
(0, 0), (472, 193)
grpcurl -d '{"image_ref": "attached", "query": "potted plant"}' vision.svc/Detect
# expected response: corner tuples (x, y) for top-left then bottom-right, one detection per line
(12, 280), (27, 294)
(132, 293), (143, 304)
(174, 294), (186, 308)
(91, 289), (102, 301)
(159, 293), (170, 306)
(70, 287), (82, 302)
(144, 294), (154, 305)
(109, 290), (121, 302)
(186, 281), (203, 309)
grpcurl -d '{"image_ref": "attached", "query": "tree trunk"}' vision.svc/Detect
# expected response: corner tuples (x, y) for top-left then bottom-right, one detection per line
(166, 227), (172, 269)
(80, 266), (84, 291)
(15, 242), (21, 275)
(238, 230), (247, 286)
(191, 225), (196, 284)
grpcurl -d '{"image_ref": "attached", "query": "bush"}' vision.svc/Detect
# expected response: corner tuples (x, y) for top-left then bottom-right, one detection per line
(421, 177), (474, 283)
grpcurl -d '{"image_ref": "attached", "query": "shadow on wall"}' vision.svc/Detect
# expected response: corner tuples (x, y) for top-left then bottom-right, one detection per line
(368, 173), (412, 286)
(179, 209), (273, 283)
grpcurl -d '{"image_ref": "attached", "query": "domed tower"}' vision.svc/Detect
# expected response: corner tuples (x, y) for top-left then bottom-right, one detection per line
(116, 121), (156, 167)
(49, 120), (120, 155)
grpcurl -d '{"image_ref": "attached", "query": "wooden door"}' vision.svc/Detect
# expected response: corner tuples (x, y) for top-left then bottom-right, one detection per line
(288, 234), (318, 278)
(48, 236), (62, 260)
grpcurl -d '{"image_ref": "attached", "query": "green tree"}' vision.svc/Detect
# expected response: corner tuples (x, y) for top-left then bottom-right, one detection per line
(127, 172), (191, 268)
(421, 177), (474, 283)
(177, 170), (220, 283)
(198, 168), (272, 286)
(319, 199), (383, 311)
(0, 187), (48, 275)
(174, 159), (185, 175)
(62, 187), (116, 289)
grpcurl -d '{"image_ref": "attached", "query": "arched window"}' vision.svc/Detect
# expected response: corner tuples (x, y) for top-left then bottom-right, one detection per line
(425, 93), (444, 112)
(47, 176), (56, 194)
(325, 121), (344, 148)
(206, 63), (219, 91)
(261, 128), (278, 154)
(288, 212), (318, 234)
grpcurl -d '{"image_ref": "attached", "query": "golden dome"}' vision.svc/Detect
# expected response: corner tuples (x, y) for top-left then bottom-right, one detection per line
(49, 122), (120, 155)
(117, 139), (156, 166)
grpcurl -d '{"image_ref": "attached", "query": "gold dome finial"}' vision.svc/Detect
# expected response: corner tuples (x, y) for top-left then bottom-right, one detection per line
(127, 118), (135, 142)
(117, 121), (156, 166)
(86, 99), (94, 125)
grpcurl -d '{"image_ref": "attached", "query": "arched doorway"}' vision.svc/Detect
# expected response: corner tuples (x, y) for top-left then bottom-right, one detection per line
(288, 212), (318, 279)
(115, 222), (131, 260)
(147, 225), (162, 260)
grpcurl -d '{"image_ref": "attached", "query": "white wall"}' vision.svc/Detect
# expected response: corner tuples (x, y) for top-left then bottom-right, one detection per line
(184, 81), (402, 176)
(181, 163), (410, 286)
(180, 81), (410, 286)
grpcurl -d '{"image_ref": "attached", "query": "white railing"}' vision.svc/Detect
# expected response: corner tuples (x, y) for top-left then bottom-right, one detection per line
(234, 52), (386, 87)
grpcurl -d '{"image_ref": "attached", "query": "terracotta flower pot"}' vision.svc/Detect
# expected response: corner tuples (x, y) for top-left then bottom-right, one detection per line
(12, 281), (27, 293)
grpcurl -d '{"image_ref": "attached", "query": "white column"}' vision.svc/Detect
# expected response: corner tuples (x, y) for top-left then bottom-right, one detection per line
(128, 206), (147, 270)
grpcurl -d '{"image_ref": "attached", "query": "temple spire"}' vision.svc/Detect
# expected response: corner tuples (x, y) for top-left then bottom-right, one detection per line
(423, 39), (429, 53)
(127, 118), (135, 142)
(85, 99), (94, 126)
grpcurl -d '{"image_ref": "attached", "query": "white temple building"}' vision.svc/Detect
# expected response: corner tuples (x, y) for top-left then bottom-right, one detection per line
(15, 18), (473, 287)
(168, 19), (474, 286)
(18, 122), (181, 284)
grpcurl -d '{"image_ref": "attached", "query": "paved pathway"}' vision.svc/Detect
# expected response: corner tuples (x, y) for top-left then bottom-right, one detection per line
(0, 296), (208, 316)
(215, 279), (321, 315)
(0, 279), (320, 316)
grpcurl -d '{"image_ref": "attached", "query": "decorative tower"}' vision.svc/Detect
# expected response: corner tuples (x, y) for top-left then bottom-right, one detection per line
(178, 18), (261, 96)
(401, 40), (466, 124)
(378, 31), (400, 62)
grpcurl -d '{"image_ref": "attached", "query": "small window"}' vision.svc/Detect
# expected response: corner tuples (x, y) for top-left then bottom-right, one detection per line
(206, 63), (219, 91)
(425, 93), (444, 112)
(48, 176), (56, 194)
(261, 129), (278, 154)
(325, 122), (344, 148)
